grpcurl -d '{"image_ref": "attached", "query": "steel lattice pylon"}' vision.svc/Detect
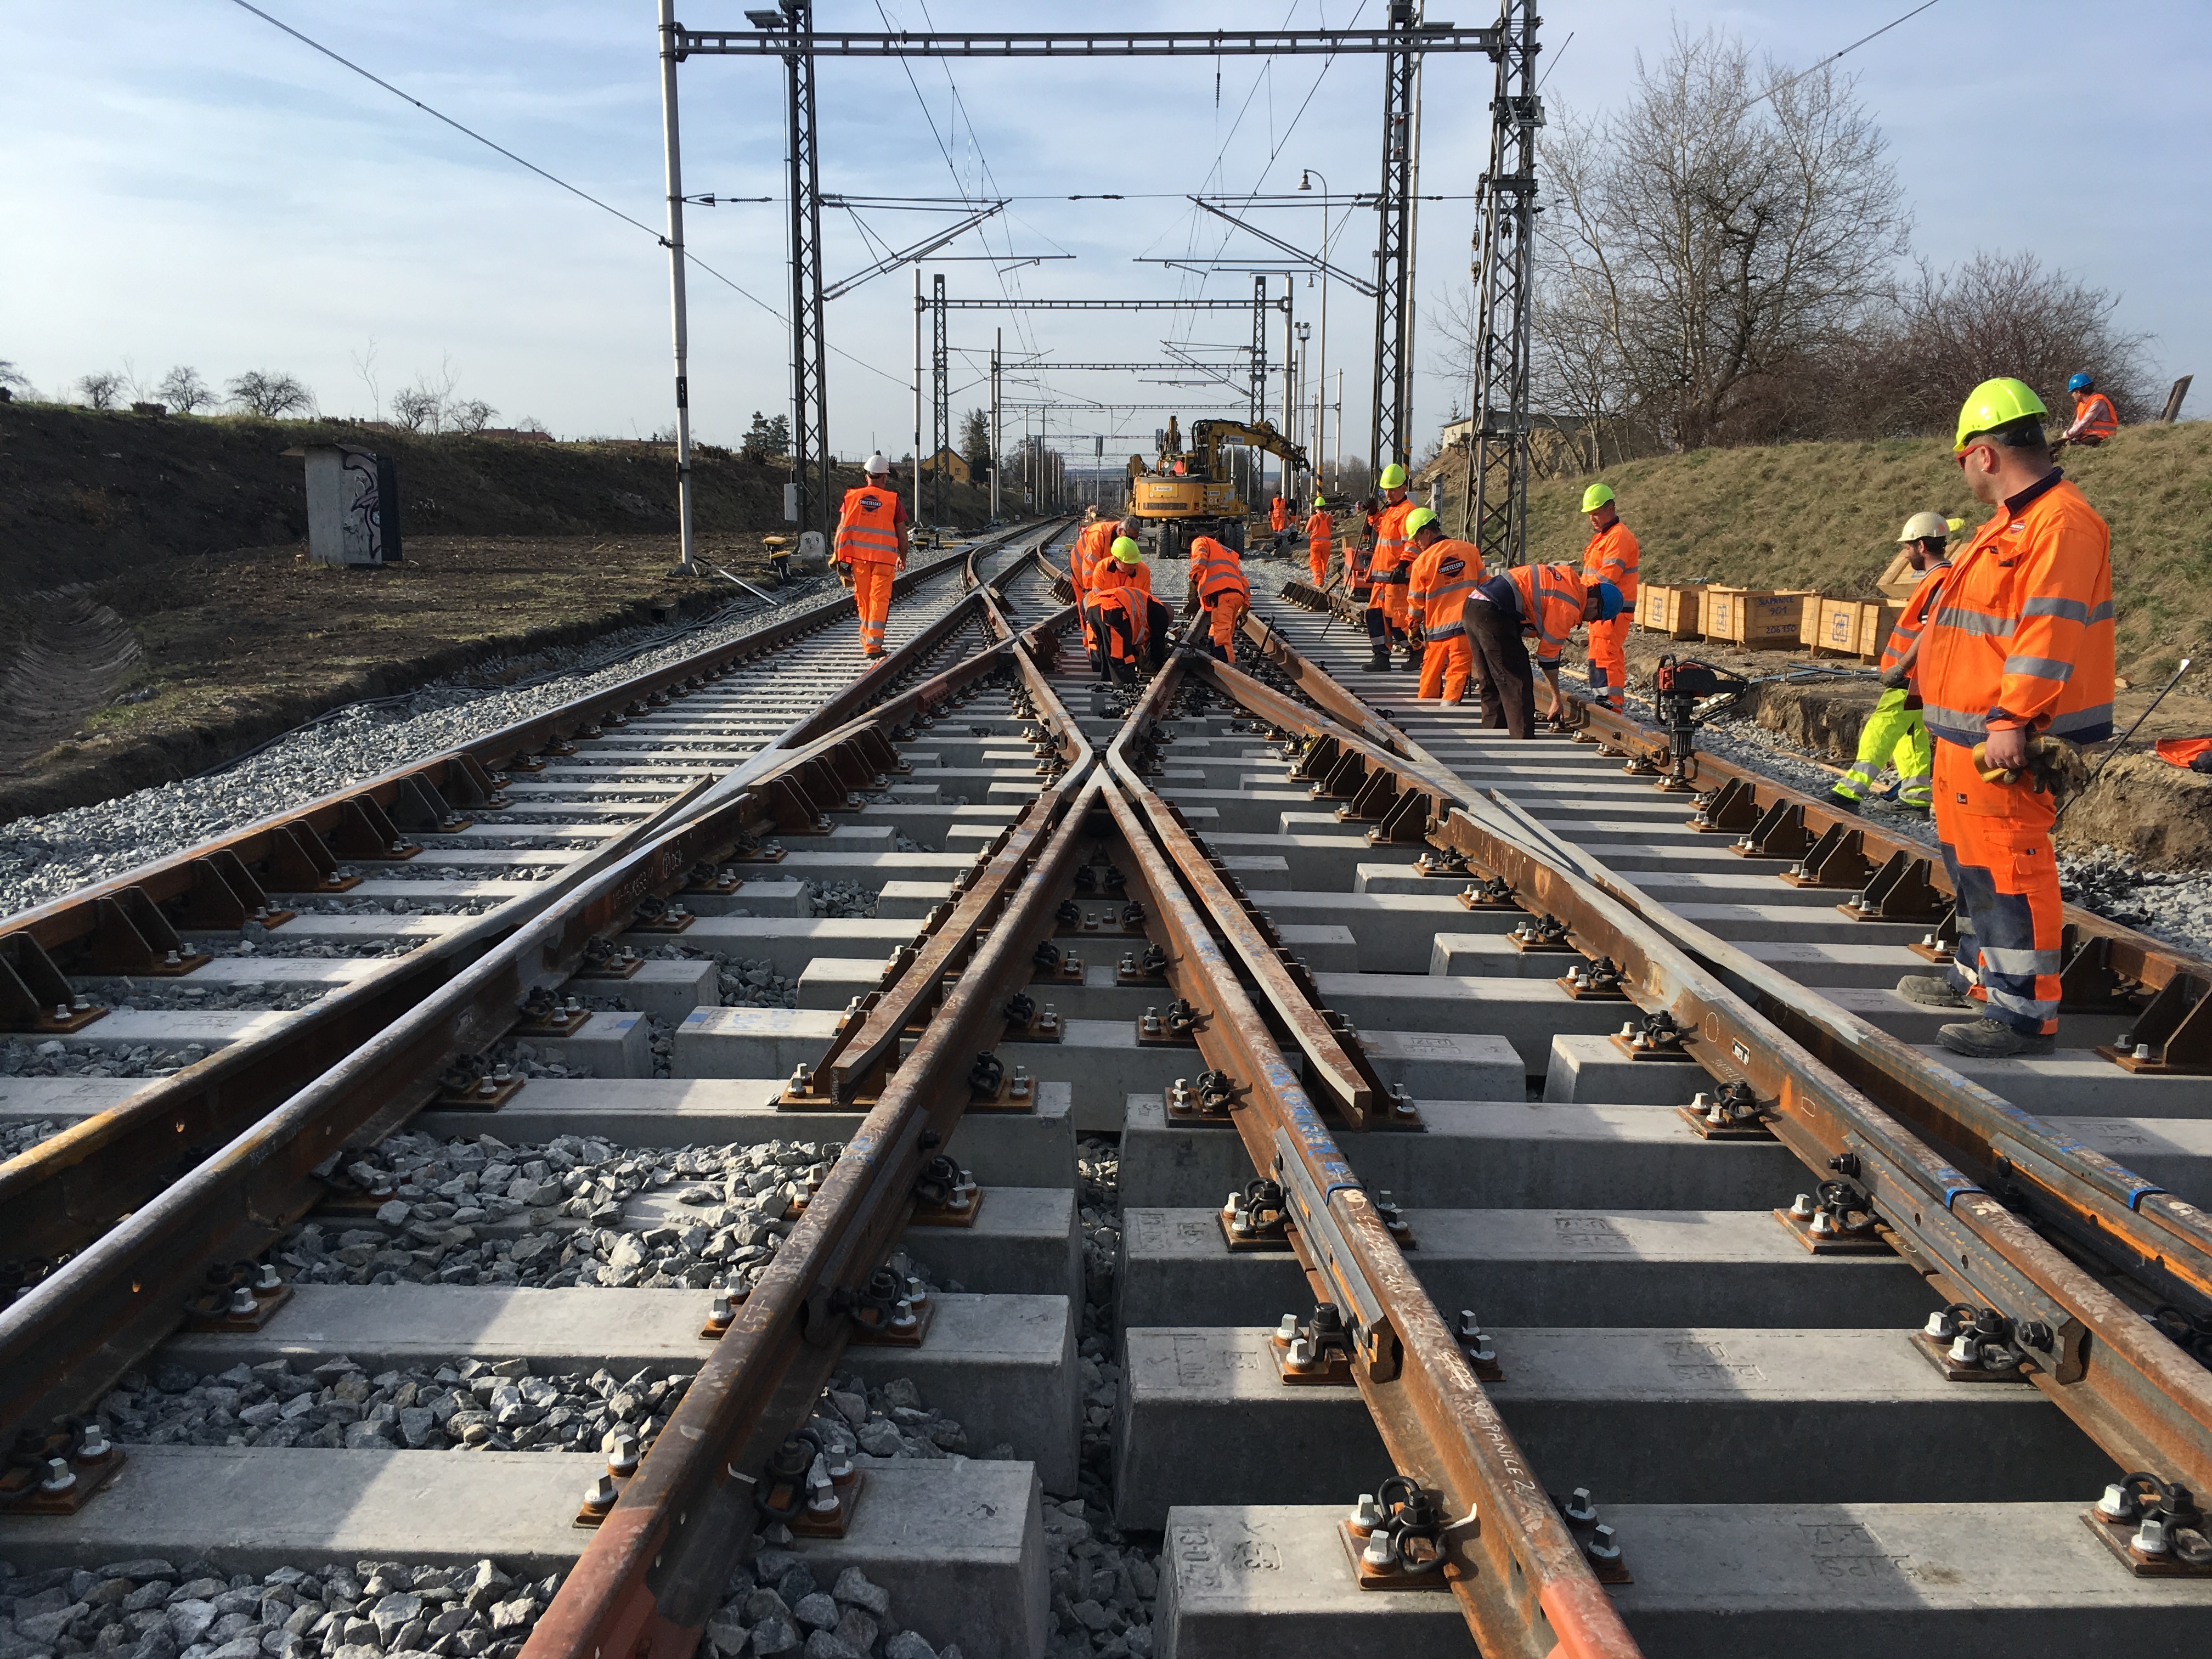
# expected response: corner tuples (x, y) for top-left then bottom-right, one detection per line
(1459, 0), (1541, 566)
(1369, 0), (1423, 473)
(931, 272), (950, 523)
(1249, 276), (1269, 424)
(783, 1), (831, 542)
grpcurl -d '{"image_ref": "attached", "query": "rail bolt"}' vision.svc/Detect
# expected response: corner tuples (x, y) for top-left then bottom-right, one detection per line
(1276, 1314), (1300, 1342)
(608, 1434), (641, 1477)
(227, 1286), (258, 1317)
(2098, 1482), (2140, 1522)
(1790, 1193), (1816, 1220)
(2134, 1517), (2174, 1559)
(1360, 1530), (1399, 1570)
(1587, 1523), (1622, 1563)
(1564, 1488), (1598, 1524)
(581, 1474), (618, 1514)
(1947, 1332), (1982, 1367)
(76, 1425), (111, 1463)
(1348, 1493), (1383, 1534)
(1923, 1310), (1957, 1340)
(38, 1458), (75, 1495)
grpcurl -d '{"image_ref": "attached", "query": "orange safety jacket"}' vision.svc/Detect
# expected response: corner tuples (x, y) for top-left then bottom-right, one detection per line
(2070, 391), (2119, 442)
(834, 484), (904, 565)
(1305, 510), (1333, 555)
(1488, 562), (1589, 666)
(1409, 539), (1484, 639)
(1269, 497), (1288, 532)
(1877, 559), (1952, 675)
(1069, 521), (1115, 596)
(1091, 568), (1153, 654)
(1582, 519), (1639, 602)
(1369, 499), (1414, 585)
(1918, 471), (2114, 749)
(1189, 537), (1250, 606)
(1090, 557), (1153, 601)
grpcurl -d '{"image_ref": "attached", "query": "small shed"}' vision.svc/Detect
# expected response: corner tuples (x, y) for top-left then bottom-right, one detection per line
(286, 443), (402, 566)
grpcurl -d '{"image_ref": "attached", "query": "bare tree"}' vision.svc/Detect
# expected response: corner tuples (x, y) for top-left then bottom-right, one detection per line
(351, 337), (383, 421)
(77, 371), (125, 410)
(448, 398), (498, 434)
(1537, 26), (1910, 450)
(227, 370), (315, 418)
(391, 360), (461, 432)
(156, 366), (214, 414)
(0, 360), (32, 397)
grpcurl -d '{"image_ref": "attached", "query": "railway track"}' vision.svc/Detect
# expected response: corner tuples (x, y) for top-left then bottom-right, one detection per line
(1, 535), (2209, 1659)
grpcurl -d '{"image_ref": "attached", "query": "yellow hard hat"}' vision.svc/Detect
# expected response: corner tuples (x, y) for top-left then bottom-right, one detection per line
(1581, 483), (1616, 513)
(1379, 464), (1408, 489)
(1404, 506), (1439, 536)
(1897, 511), (1950, 543)
(1312, 495), (1327, 509)
(1953, 377), (2049, 453)
(1110, 537), (1142, 562)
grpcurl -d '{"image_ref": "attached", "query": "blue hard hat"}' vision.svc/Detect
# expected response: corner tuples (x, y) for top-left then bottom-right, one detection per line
(2068, 373), (2093, 392)
(1594, 580), (1626, 621)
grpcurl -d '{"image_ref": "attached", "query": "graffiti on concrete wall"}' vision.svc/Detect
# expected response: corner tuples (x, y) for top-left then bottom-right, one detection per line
(340, 448), (383, 561)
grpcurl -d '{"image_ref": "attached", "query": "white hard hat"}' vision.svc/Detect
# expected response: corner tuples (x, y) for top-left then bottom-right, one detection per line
(865, 452), (891, 476)
(1897, 511), (1953, 543)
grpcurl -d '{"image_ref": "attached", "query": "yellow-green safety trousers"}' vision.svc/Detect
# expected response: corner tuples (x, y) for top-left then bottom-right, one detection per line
(1832, 687), (1932, 807)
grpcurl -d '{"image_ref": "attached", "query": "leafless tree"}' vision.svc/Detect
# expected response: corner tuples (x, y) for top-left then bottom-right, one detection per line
(0, 360), (33, 396)
(449, 398), (498, 434)
(227, 370), (315, 418)
(351, 337), (383, 421)
(156, 366), (214, 414)
(1537, 26), (1910, 450)
(77, 371), (125, 410)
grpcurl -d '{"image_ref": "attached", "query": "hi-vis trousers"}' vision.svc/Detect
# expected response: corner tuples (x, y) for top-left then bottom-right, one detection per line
(850, 561), (895, 654)
(1933, 738), (2062, 1035)
(1833, 688), (1933, 806)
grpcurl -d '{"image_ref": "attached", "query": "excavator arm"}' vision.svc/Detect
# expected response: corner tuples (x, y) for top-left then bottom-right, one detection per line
(1190, 417), (1310, 483)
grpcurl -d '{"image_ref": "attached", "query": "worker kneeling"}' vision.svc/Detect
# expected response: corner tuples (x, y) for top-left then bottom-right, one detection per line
(833, 453), (910, 658)
(1403, 508), (1483, 702)
(1189, 534), (1251, 664)
(1464, 562), (1623, 739)
(1068, 512), (1122, 674)
(1091, 537), (1173, 683)
(1833, 511), (1959, 815)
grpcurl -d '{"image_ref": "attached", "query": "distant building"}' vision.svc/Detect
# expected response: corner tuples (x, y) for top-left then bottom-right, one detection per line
(472, 428), (555, 443)
(917, 446), (972, 486)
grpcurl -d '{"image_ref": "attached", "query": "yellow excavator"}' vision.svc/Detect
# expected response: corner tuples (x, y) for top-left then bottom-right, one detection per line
(1124, 415), (1309, 557)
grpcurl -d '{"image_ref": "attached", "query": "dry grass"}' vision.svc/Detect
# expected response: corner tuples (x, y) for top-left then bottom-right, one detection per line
(1433, 423), (2212, 679)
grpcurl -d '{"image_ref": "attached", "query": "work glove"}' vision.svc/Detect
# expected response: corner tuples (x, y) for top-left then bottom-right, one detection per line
(1878, 662), (1911, 691)
(835, 563), (854, 589)
(1970, 735), (2091, 798)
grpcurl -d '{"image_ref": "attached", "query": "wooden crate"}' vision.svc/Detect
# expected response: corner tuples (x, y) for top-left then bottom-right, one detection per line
(1705, 588), (1816, 650)
(1637, 583), (1702, 639)
(1875, 549), (1923, 602)
(1803, 598), (1909, 659)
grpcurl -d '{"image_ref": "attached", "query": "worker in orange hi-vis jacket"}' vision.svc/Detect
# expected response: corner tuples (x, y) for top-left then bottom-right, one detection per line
(1189, 534), (1251, 664)
(1463, 562), (1623, 739)
(1402, 507), (1484, 703)
(1088, 537), (1172, 683)
(2061, 373), (2119, 447)
(1361, 465), (1417, 673)
(832, 452), (911, 658)
(1578, 482), (1638, 708)
(1068, 511), (1121, 673)
(1905, 377), (2114, 1062)
(1304, 496), (1334, 586)
(1269, 494), (1288, 536)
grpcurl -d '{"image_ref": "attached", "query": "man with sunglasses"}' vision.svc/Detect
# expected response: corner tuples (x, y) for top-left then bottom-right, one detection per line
(1903, 378), (2113, 1059)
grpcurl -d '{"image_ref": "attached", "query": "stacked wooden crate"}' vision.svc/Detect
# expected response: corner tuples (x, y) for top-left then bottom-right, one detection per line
(1803, 597), (1908, 659)
(1703, 587), (1818, 650)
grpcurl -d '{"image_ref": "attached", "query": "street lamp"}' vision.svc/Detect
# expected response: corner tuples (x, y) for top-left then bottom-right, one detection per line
(1294, 321), (1312, 493)
(1299, 168), (1330, 499)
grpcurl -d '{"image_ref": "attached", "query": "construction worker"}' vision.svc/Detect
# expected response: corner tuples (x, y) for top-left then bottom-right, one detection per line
(1579, 483), (1638, 709)
(1189, 534), (1251, 663)
(1831, 511), (1960, 815)
(1347, 495), (1380, 601)
(1363, 464), (1417, 673)
(1304, 496), (1334, 587)
(1403, 509), (1483, 703)
(1090, 536), (1172, 682)
(1068, 511), (1120, 673)
(1463, 562), (1622, 738)
(2062, 373), (2120, 448)
(1901, 377), (2114, 1059)
(1269, 493), (1289, 539)
(833, 453), (910, 658)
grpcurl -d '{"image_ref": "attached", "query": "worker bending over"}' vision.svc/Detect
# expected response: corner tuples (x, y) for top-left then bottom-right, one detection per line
(2062, 372), (2119, 448)
(1305, 496), (1334, 587)
(1579, 483), (1638, 709)
(1090, 537), (1173, 683)
(1068, 511), (1120, 674)
(1900, 377), (2113, 1060)
(1403, 508), (1483, 703)
(833, 453), (910, 658)
(1831, 511), (1959, 815)
(1189, 534), (1251, 664)
(1362, 465), (1416, 673)
(1464, 562), (1623, 739)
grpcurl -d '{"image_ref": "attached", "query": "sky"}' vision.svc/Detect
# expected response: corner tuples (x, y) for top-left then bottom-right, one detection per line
(7, 1), (2208, 467)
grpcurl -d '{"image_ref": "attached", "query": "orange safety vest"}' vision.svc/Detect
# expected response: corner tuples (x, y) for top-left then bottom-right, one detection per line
(1877, 560), (1951, 674)
(1090, 557), (1152, 600)
(1269, 497), (1288, 532)
(1189, 537), (1249, 606)
(1370, 499), (1414, 583)
(1499, 563), (1589, 665)
(1582, 519), (1639, 602)
(2072, 391), (2119, 441)
(1411, 539), (1484, 639)
(834, 484), (902, 565)
(1305, 510), (1333, 554)
(1918, 472), (2114, 749)
(1070, 521), (1115, 595)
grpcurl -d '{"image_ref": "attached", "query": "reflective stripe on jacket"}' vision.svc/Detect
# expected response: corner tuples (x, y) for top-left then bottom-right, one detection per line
(1090, 557), (1152, 600)
(1918, 472), (2114, 748)
(834, 486), (903, 565)
(1495, 562), (1588, 664)
(1304, 511), (1333, 552)
(1582, 520), (1639, 602)
(2070, 392), (2119, 441)
(1189, 537), (1250, 606)
(1069, 521), (1115, 595)
(1414, 540), (1484, 639)
(1878, 560), (1951, 674)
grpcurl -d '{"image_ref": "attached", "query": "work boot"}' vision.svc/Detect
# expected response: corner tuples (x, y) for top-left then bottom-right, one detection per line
(1400, 647), (1423, 672)
(1937, 1017), (2055, 1059)
(1364, 645), (1391, 673)
(1895, 974), (1970, 1009)
(1827, 791), (1862, 816)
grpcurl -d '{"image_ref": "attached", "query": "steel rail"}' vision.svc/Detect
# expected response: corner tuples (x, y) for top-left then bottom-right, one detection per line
(1198, 624), (2212, 1507)
(1101, 653), (1641, 1659)
(0, 531), (1074, 1442)
(521, 639), (1101, 1659)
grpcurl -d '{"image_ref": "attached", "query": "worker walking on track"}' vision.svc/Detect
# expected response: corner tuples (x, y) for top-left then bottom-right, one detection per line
(833, 453), (910, 658)
(1090, 537), (1172, 683)
(1403, 508), (1483, 703)
(1464, 561), (1623, 739)
(1305, 496), (1334, 587)
(1898, 377), (2113, 1060)
(1068, 511), (1120, 674)
(2062, 372), (2120, 448)
(1269, 493), (1288, 544)
(1579, 483), (1638, 708)
(1831, 511), (1959, 815)
(1189, 534), (1251, 664)
(1362, 465), (1417, 673)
